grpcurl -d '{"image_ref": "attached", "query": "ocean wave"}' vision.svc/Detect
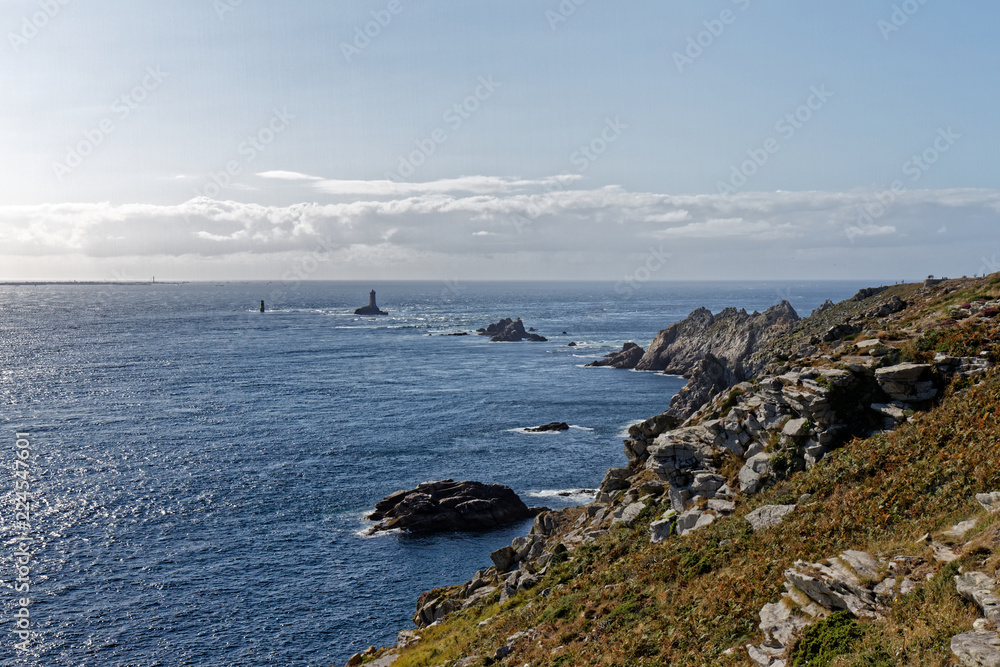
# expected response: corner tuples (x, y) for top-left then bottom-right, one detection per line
(354, 526), (401, 539)
(526, 489), (597, 502)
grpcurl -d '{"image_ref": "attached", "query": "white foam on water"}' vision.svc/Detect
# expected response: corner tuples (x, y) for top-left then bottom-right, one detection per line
(526, 489), (597, 503)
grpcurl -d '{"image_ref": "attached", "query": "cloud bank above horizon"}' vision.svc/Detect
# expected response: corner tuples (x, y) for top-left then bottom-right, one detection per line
(1, 177), (997, 282)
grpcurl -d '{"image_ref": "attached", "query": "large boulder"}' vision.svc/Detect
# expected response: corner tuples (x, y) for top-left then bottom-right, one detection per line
(368, 480), (541, 534)
(586, 342), (645, 369)
(739, 453), (774, 494)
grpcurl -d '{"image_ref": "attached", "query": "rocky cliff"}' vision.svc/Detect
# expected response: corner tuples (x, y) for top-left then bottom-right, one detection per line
(347, 275), (1000, 667)
(628, 301), (801, 425)
(635, 301), (800, 375)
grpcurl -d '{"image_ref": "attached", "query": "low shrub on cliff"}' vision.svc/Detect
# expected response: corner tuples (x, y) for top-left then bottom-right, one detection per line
(789, 611), (866, 667)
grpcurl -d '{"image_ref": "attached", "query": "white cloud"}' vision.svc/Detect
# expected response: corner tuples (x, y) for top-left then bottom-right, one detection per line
(843, 224), (896, 238)
(653, 218), (800, 240)
(257, 170), (324, 181)
(645, 210), (690, 223)
(0, 182), (997, 279)
(312, 174), (583, 197)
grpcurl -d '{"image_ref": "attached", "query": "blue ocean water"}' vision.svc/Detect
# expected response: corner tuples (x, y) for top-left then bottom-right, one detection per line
(0, 280), (873, 666)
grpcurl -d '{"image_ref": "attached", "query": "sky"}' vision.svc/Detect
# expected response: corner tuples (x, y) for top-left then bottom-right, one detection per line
(1, 0), (998, 282)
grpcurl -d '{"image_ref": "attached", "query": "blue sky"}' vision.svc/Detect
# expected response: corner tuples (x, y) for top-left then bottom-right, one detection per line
(1, 0), (998, 281)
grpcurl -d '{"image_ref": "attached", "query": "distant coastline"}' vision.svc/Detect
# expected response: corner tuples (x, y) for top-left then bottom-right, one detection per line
(0, 281), (184, 285)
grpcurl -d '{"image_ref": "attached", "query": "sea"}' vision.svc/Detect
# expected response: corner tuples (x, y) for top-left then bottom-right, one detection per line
(0, 280), (876, 666)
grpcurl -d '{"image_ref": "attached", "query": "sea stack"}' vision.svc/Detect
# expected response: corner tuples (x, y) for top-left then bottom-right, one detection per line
(354, 290), (388, 316)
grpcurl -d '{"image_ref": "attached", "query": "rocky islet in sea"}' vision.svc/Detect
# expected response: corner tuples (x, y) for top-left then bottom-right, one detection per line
(367, 479), (545, 535)
(477, 317), (547, 342)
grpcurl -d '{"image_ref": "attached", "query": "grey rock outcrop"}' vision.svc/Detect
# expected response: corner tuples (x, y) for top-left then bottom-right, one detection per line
(811, 299), (835, 316)
(628, 302), (799, 427)
(367, 480), (540, 534)
(953, 568), (1000, 665)
(613, 501), (646, 527)
(586, 342), (645, 369)
(649, 510), (678, 544)
(875, 363), (938, 402)
(745, 505), (796, 532)
(864, 294), (907, 318)
(952, 631), (1000, 666)
(853, 286), (889, 301)
(664, 354), (739, 423)
(977, 492), (1000, 514)
(749, 550), (888, 665)
(956, 571), (1000, 624)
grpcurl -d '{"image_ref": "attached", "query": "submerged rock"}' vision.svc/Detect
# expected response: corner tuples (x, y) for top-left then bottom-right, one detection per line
(367, 480), (542, 534)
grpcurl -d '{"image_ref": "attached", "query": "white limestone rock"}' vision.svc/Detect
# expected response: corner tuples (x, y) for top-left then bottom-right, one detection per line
(739, 453), (774, 494)
(952, 631), (1000, 667)
(746, 505), (796, 532)
(977, 492), (1000, 513)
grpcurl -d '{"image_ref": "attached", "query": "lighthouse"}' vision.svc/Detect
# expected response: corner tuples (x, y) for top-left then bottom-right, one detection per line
(354, 289), (388, 315)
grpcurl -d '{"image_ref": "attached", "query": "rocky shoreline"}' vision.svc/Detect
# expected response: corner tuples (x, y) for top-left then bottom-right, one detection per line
(348, 276), (1000, 667)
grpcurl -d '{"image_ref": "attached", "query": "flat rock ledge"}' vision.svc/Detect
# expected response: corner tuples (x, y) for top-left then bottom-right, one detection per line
(367, 479), (543, 534)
